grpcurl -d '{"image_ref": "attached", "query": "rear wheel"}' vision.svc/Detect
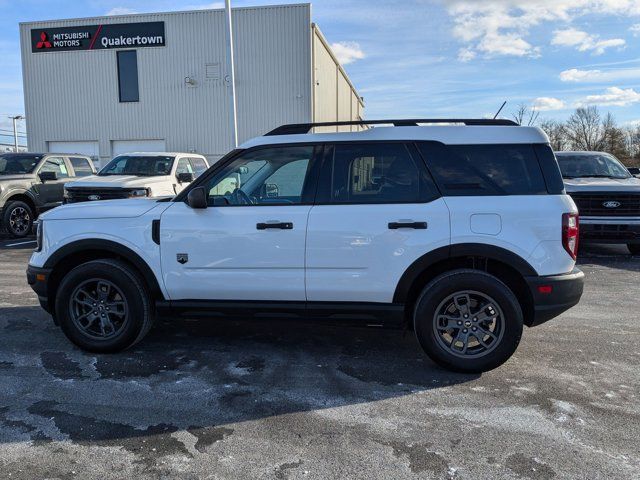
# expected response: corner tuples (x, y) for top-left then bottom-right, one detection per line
(3, 201), (34, 238)
(55, 259), (154, 352)
(414, 269), (523, 373)
(628, 244), (640, 255)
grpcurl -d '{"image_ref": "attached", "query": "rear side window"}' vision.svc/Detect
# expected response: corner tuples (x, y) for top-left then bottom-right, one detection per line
(417, 143), (547, 196)
(320, 143), (439, 204)
(69, 157), (93, 177)
(533, 145), (565, 194)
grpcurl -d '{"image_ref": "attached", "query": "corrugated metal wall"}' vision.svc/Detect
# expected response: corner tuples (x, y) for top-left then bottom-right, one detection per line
(20, 4), (314, 164)
(312, 25), (364, 133)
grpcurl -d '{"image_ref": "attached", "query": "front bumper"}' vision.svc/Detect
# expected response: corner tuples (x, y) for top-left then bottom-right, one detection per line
(579, 217), (640, 244)
(525, 268), (585, 327)
(26, 264), (53, 315)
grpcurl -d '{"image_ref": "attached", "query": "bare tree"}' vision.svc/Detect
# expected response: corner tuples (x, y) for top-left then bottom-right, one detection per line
(512, 103), (540, 126)
(539, 119), (567, 151)
(564, 106), (603, 151)
(600, 113), (627, 159)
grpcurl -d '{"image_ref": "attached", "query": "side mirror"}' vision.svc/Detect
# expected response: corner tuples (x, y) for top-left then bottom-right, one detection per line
(628, 167), (640, 177)
(177, 172), (195, 183)
(39, 171), (58, 182)
(186, 187), (208, 209)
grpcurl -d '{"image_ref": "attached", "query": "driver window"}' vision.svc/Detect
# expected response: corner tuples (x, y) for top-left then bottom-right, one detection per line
(39, 157), (69, 178)
(206, 146), (314, 206)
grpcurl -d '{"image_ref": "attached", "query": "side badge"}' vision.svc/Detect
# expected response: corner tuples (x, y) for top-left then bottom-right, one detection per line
(177, 253), (189, 265)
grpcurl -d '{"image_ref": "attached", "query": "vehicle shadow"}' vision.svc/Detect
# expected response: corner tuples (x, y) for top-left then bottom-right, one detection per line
(0, 306), (477, 462)
(577, 243), (640, 272)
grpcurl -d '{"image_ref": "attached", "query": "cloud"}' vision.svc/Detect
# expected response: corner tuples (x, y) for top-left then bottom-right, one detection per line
(183, 2), (225, 9)
(106, 7), (137, 16)
(551, 28), (625, 55)
(577, 87), (640, 107)
(532, 97), (567, 111)
(560, 67), (640, 82)
(631, 24), (640, 36)
(457, 48), (476, 62)
(443, 1), (640, 59)
(330, 42), (365, 65)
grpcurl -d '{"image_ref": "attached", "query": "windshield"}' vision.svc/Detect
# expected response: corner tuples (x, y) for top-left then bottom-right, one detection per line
(0, 154), (42, 175)
(98, 155), (175, 177)
(556, 153), (631, 179)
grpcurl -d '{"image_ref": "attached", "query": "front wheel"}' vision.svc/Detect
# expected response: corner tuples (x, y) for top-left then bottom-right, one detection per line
(3, 201), (34, 238)
(55, 259), (154, 352)
(414, 269), (523, 373)
(628, 244), (640, 255)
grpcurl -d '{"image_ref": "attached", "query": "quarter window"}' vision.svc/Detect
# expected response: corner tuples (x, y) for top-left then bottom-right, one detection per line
(39, 157), (69, 178)
(417, 143), (547, 196)
(323, 143), (437, 204)
(69, 157), (93, 177)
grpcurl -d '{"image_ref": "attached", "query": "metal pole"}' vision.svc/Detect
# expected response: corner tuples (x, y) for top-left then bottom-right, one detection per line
(12, 117), (18, 152)
(224, 0), (238, 148)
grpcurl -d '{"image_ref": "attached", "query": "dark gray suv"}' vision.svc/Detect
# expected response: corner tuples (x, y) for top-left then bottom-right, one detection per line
(0, 153), (95, 237)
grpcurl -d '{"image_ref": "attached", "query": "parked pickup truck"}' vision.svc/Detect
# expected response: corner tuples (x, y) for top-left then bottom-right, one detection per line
(0, 152), (95, 237)
(63, 152), (209, 203)
(556, 151), (640, 255)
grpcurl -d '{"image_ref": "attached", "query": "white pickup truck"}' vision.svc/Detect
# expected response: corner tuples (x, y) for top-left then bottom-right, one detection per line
(63, 152), (209, 203)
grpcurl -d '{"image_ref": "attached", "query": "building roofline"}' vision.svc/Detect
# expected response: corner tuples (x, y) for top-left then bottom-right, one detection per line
(19, 3), (311, 26)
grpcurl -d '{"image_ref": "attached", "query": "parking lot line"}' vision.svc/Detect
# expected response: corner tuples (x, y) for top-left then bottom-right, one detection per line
(5, 239), (37, 247)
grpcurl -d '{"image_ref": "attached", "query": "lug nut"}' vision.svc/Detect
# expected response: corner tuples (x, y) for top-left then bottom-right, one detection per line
(457, 321), (463, 326)
(463, 328), (468, 333)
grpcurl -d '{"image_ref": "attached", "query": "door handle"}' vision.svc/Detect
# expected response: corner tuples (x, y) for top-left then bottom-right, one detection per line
(256, 222), (293, 230)
(388, 221), (428, 230)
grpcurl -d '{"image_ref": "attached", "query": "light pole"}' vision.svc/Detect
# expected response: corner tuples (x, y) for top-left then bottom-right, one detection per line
(9, 115), (24, 152)
(224, 0), (238, 148)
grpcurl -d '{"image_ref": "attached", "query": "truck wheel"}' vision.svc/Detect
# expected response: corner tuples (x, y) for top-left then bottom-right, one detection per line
(414, 269), (523, 373)
(55, 259), (154, 353)
(3, 201), (34, 238)
(628, 244), (640, 255)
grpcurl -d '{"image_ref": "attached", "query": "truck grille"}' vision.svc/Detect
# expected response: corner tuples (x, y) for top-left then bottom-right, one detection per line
(569, 193), (640, 217)
(65, 188), (131, 203)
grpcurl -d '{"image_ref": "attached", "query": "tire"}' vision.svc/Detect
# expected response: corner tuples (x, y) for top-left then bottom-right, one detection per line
(628, 244), (640, 255)
(414, 269), (523, 373)
(55, 259), (154, 353)
(2, 200), (34, 238)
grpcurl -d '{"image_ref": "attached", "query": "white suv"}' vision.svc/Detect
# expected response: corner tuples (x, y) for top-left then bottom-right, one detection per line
(63, 152), (209, 203)
(27, 119), (584, 372)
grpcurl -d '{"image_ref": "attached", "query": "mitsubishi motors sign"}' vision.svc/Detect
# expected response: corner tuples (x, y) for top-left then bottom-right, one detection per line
(30, 21), (165, 53)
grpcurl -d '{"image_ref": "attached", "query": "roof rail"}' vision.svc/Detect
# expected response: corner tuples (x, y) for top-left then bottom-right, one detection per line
(265, 118), (519, 136)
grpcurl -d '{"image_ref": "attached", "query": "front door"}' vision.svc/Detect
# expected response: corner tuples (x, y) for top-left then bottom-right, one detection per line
(36, 156), (70, 208)
(160, 144), (320, 301)
(305, 142), (451, 303)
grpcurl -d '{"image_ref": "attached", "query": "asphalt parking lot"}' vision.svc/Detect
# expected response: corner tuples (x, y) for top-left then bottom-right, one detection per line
(0, 237), (638, 479)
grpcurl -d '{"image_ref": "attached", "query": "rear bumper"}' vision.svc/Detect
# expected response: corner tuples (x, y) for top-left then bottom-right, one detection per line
(579, 217), (640, 244)
(525, 268), (585, 327)
(26, 264), (53, 315)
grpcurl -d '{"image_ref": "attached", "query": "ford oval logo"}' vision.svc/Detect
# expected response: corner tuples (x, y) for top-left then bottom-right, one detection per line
(602, 201), (621, 208)
(88, 195), (101, 201)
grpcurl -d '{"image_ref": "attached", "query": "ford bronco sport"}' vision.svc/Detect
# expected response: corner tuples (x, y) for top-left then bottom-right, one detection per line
(27, 119), (585, 373)
(0, 152), (95, 237)
(556, 151), (640, 255)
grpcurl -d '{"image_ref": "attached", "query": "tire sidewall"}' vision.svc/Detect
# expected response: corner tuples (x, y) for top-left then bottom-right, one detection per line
(414, 271), (523, 373)
(55, 261), (148, 353)
(3, 201), (33, 238)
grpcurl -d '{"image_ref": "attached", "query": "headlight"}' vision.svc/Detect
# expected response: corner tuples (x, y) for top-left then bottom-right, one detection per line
(128, 188), (149, 198)
(35, 220), (43, 252)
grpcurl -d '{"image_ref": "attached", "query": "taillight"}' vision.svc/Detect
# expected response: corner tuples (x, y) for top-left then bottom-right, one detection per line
(562, 213), (579, 260)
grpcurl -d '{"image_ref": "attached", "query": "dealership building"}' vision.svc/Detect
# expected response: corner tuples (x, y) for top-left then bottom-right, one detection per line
(19, 3), (364, 166)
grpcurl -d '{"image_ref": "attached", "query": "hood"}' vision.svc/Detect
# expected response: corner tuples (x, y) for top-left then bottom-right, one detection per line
(564, 176), (640, 193)
(40, 198), (161, 220)
(0, 174), (29, 183)
(65, 175), (172, 189)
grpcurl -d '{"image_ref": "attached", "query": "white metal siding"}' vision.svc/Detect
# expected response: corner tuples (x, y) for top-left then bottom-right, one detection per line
(20, 4), (315, 163)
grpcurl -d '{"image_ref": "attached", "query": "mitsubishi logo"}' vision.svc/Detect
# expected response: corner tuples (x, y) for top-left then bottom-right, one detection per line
(36, 32), (52, 49)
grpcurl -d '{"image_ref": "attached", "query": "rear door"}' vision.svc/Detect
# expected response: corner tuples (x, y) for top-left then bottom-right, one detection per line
(305, 142), (451, 303)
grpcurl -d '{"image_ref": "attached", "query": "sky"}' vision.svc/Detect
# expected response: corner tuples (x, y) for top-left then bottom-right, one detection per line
(2, 0), (640, 145)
